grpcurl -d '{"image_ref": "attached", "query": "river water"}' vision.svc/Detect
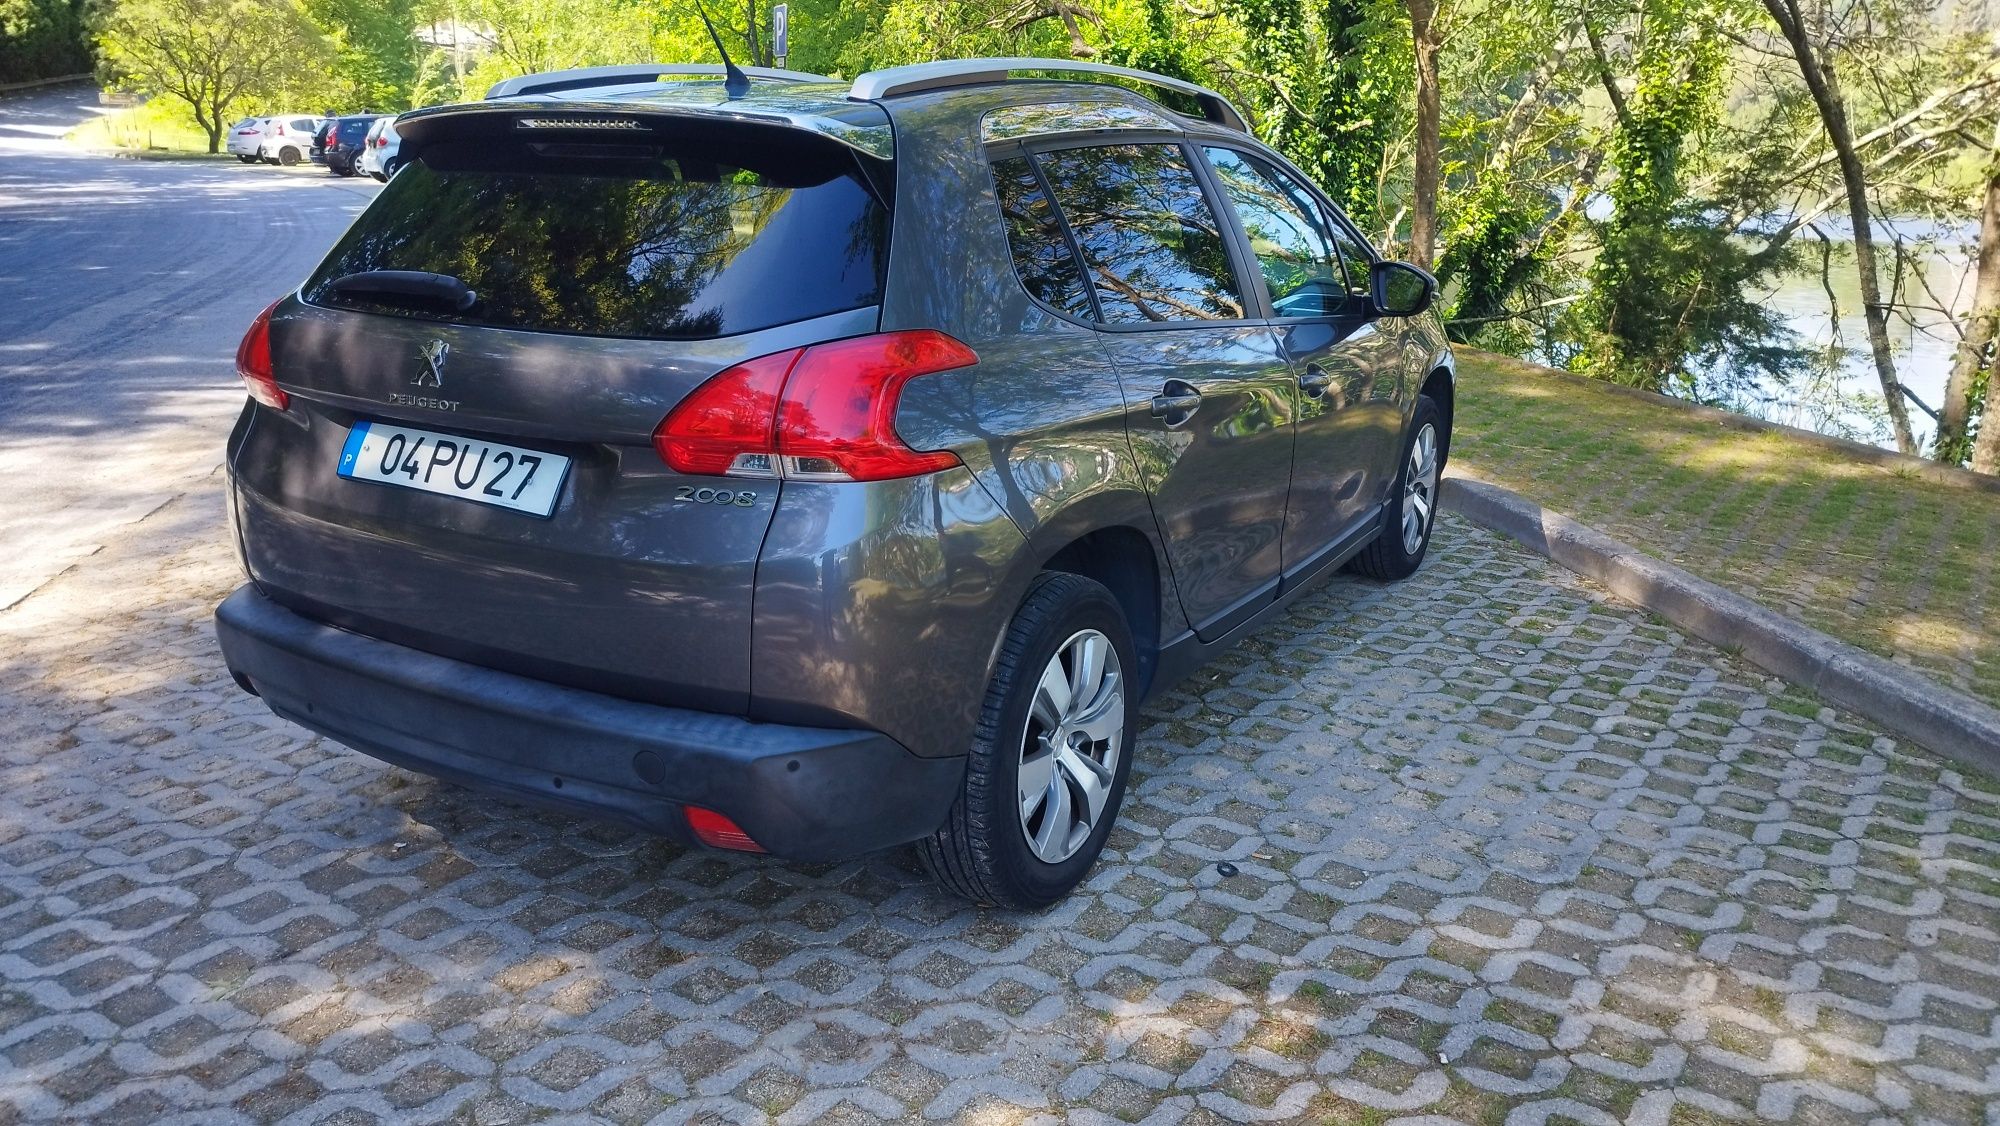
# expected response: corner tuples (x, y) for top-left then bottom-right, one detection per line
(1748, 217), (1975, 449)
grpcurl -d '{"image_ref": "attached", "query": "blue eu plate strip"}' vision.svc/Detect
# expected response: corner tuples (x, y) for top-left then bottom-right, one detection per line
(337, 421), (372, 479)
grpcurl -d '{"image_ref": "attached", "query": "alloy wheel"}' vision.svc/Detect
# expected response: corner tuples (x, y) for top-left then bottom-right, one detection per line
(1401, 422), (1439, 554)
(1017, 628), (1125, 864)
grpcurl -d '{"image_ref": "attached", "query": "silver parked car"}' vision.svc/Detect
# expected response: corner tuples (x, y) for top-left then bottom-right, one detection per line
(215, 59), (1454, 908)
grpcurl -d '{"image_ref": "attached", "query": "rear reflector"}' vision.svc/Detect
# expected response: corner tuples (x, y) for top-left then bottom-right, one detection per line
(654, 330), (977, 483)
(235, 299), (288, 411)
(683, 806), (765, 852)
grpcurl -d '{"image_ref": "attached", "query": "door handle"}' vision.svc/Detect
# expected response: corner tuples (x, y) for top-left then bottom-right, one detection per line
(1299, 363), (1334, 398)
(1150, 380), (1203, 426)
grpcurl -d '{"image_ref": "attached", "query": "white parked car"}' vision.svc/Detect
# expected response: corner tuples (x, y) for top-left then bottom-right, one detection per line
(358, 117), (403, 181)
(225, 118), (268, 163)
(252, 115), (325, 165)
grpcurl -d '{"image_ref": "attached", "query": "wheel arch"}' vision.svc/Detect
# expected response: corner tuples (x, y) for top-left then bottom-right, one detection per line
(1036, 523), (1167, 697)
(1420, 361), (1455, 462)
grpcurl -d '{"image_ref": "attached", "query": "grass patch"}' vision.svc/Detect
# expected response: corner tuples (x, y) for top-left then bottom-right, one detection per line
(66, 97), (222, 155)
(1452, 349), (2000, 726)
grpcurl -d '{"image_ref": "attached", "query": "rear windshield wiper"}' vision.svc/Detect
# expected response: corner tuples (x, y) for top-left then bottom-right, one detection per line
(328, 270), (477, 313)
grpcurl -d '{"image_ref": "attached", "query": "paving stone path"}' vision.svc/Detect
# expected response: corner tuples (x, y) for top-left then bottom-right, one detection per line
(2, 499), (1996, 1125)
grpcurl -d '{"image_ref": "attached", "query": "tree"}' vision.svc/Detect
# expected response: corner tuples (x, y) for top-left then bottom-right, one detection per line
(97, 0), (328, 153)
(1570, 0), (1804, 394)
(1938, 121), (2000, 465)
(1759, 0), (1919, 452)
(305, 0), (421, 109)
(453, 0), (652, 96)
(1403, 0), (1445, 267)
(0, 0), (93, 84)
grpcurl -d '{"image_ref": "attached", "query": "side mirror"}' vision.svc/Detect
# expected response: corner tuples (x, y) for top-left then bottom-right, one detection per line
(1371, 261), (1437, 318)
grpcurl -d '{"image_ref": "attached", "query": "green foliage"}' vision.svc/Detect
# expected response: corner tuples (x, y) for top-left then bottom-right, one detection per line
(1573, 0), (1802, 394)
(96, 0), (332, 150)
(303, 0), (419, 109)
(0, 0), (91, 83)
(1232, 0), (1403, 231)
(448, 0), (654, 99)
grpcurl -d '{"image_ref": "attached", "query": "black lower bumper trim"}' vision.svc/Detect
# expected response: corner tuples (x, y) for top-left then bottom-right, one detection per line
(213, 585), (963, 861)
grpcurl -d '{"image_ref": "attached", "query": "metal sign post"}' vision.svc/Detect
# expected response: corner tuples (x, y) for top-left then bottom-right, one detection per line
(772, 4), (790, 69)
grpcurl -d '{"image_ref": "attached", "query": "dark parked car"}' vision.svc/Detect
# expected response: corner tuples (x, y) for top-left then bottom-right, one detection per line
(214, 59), (1454, 908)
(309, 119), (334, 164)
(323, 114), (384, 177)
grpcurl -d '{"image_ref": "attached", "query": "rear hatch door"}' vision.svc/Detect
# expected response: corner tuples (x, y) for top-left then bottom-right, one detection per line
(235, 104), (893, 713)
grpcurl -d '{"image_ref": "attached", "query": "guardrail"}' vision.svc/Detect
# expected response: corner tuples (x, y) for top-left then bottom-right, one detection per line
(0, 73), (92, 95)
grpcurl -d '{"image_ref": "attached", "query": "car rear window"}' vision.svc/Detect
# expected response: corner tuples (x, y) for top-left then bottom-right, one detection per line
(337, 120), (373, 142)
(302, 136), (890, 340)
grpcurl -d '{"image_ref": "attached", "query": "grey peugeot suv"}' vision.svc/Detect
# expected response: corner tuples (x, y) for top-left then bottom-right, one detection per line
(214, 57), (1454, 909)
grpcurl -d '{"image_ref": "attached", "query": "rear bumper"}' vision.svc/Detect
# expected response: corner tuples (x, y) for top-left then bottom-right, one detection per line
(213, 584), (964, 861)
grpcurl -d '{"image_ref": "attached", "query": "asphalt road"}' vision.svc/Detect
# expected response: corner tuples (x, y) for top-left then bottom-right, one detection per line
(0, 85), (378, 609)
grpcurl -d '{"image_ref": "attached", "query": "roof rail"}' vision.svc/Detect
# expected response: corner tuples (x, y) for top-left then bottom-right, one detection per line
(848, 58), (1247, 132)
(485, 63), (834, 100)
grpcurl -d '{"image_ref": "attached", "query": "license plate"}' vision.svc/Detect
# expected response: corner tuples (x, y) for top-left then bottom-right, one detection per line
(337, 421), (570, 517)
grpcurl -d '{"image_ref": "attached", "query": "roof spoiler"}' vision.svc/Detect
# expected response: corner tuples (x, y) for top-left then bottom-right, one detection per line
(847, 58), (1248, 132)
(486, 63), (834, 100)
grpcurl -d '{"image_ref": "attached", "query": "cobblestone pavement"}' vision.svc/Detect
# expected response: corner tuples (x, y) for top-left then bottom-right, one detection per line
(2, 500), (1997, 1126)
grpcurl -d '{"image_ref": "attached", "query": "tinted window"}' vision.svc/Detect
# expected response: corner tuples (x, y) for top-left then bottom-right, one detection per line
(337, 119), (374, 142)
(1204, 148), (1346, 318)
(303, 139), (890, 340)
(991, 157), (1093, 320)
(291, 118), (317, 132)
(1034, 143), (1243, 324)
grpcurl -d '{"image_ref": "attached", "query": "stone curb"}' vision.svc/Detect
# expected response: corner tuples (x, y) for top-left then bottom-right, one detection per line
(1442, 474), (2000, 767)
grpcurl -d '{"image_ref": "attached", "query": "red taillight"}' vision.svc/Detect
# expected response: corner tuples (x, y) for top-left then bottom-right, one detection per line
(683, 806), (765, 852)
(236, 299), (288, 411)
(653, 330), (976, 482)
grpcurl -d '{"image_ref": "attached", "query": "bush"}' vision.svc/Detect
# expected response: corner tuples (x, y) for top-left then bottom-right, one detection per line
(0, 0), (92, 84)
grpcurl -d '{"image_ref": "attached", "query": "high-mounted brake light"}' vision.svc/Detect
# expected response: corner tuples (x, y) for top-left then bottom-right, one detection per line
(236, 299), (288, 411)
(654, 330), (977, 483)
(683, 806), (765, 852)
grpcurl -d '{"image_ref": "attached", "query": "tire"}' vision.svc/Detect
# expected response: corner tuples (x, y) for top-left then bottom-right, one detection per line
(382, 157), (403, 178)
(1347, 394), (1445, 581)
(277, 146), (301, 166)
(920, 572), (1137, 910)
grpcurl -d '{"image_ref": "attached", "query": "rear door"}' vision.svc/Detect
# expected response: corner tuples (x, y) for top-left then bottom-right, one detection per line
(1028, 140), (1296, 639)
(234, 117), (894, 712)
(1199, 146), (1399, 576)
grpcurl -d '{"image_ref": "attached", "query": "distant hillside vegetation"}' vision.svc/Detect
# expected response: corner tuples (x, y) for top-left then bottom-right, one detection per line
(0, 0), (92, 84)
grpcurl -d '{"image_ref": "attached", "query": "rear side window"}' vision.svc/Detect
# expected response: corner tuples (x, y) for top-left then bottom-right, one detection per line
(303, 138), (889, 340)
(991, 157), (1094, 320)
(1031, 143), (1243, 324)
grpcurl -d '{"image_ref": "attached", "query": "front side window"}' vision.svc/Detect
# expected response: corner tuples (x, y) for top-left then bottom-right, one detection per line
(1204, 147), (1347, 318)
(991, 156), (1094, 320)
(1033, 143), (1244, 324)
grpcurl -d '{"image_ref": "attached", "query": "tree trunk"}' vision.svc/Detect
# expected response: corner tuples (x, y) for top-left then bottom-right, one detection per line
(1406, 0), (1441, 269)
(1763, 0), (1917, 454)
(1939, 122), (2000, 462)
(1975, 374), (2000, 472)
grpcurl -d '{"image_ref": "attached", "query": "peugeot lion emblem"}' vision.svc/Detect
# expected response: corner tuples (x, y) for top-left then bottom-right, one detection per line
(414, 340), (449, 388)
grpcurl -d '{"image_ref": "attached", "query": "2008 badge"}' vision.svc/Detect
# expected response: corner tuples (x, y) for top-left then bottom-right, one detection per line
(674, 485), (758, 507)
